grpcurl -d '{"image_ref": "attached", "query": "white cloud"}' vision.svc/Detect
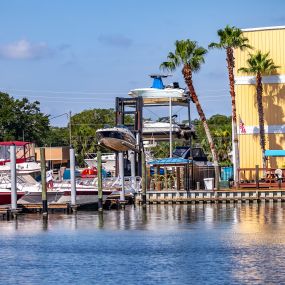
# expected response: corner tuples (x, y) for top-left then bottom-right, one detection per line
(0, 39), (54, 59)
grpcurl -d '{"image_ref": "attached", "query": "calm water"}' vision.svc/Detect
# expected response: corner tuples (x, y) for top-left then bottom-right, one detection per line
(1, 203), (285, 284)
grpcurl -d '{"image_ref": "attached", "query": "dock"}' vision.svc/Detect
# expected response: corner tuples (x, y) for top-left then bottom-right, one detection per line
(136, 189), (285, 204)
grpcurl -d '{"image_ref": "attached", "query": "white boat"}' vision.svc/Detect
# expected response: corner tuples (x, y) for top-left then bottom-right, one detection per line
(0, 141), (40, 174)
(143, 121), (182, 141)
(84, 152), (116, 176)
(129, 87), (186, 99)
(96, 126), (137, 152)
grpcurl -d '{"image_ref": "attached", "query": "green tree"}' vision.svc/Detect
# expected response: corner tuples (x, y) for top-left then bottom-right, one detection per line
(160, 39), (220, 189)
(193, 115), (232, 166)
(238, 51), (279, 168)
(70, 108), (134, 166)
(0, 92), (50, 145)
(44, 127), (69, 147)
(209, 25), (251, 182)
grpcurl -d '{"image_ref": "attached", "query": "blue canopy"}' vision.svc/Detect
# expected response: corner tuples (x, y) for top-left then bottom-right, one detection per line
(148, 157), (192, 165)
(151, 78), (164, 89)
(265, 150), (285, 157)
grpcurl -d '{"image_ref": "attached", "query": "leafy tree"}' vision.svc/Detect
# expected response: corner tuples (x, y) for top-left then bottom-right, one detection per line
(209, 25), (251, 182)
(193, 115), (232, 166)
(70, 108), (134, 166)
(160, 39), (220, 188)
(0, 92), (50, 145)
(238, 51), (279, 168)
(44, 127), (69, 147)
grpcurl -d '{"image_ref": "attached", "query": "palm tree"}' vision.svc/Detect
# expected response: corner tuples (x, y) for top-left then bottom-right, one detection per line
(160, 39), (220, 189)
(238, 51), (279, 169)
(209, 25), (251, 185)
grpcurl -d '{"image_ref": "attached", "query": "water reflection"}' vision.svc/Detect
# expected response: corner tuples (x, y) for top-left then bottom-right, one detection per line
(2, 203), (285, 234)
(1, 204), (285, 284)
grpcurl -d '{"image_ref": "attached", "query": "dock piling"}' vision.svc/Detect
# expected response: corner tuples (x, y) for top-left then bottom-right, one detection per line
(141, 151), (147, 206)
(119, 152), (125, 203)
(97, 150), (103, 211)
(70, 147), (77, 209)
(10, 145), (17, 211)
(40, 148), (48, 215)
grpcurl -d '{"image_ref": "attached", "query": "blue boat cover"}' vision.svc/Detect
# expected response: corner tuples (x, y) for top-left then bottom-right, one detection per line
(148, 157), (192, 165)
(151, 78), (164, 89)
(264, 150), (285, 157)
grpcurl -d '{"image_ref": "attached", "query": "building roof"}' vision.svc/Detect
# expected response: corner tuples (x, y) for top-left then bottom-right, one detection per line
(148, 157), (192, 165)
(242, 26), (285, 32)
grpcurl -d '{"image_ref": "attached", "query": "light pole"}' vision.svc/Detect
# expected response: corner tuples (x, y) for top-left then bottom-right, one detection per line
(50, 111), (72, 147)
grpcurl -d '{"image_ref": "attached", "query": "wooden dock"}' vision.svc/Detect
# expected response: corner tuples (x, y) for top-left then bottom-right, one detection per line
(0, 206), (22, 220)
(136, 189), (285, 204)
(20, 203), (74, 213)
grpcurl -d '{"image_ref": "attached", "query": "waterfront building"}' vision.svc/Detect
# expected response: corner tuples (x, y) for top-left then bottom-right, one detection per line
(234, 26), (285, 169)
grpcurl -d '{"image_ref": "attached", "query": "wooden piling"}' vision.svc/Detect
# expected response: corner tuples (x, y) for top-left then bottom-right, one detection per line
(255, 165), (259, 189)
(70, 148), (77, 208)
(97, 150), (103, 211)
(141, 150), (147, 206)
(40, 148), (48, 215)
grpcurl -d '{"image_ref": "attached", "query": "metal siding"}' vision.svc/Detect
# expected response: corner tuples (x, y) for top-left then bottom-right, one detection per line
(235, 28), (285, 168)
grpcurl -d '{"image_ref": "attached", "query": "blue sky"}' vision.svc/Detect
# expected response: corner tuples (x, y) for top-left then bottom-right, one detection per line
(0, 0), (284, 126)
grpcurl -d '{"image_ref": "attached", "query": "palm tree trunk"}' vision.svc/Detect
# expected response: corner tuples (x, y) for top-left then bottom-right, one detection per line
(256, 72), (266, 169)
(182, 66), (220, 190)
(226, 47), (240, 185)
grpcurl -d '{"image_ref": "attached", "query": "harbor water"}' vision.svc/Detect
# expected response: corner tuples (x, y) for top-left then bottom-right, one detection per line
(1, 203), (285, 284)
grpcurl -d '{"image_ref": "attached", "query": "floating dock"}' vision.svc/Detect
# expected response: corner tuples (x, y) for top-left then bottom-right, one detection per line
(136, 189), (285, 204)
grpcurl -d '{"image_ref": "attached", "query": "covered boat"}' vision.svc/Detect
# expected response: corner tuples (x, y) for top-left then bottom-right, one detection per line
(96, 126), (137, 152)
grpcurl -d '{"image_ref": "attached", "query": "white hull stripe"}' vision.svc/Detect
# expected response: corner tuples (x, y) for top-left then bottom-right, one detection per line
(238, 124), (285, 135)
(235, 74), (285, 85)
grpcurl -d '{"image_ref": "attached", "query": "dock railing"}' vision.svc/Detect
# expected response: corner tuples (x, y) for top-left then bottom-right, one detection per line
(238, 166), (285, 189)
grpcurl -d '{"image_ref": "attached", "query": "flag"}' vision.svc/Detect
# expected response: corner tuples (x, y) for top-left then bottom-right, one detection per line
(239, 116), (246, 134)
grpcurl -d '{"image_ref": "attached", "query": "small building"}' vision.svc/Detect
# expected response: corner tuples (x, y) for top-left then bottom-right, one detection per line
(234, 26), (285, 169)
(35, 146), (70, 169)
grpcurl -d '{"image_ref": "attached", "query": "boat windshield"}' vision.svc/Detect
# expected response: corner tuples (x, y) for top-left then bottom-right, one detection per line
(0, 143), (35, 163)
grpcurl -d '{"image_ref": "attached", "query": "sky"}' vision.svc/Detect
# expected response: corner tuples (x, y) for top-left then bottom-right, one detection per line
(0, 0), (284, 126)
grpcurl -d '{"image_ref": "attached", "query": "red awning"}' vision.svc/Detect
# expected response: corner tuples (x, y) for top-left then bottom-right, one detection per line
(0, 141), (32, 146)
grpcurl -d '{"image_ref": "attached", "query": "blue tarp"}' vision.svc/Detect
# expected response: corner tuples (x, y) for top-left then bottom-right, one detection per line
(265, 150), (285, 157)
(148, 157), (192, 165)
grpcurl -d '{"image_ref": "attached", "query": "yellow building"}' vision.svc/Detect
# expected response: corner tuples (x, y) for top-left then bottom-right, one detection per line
(234, 26), (285, 169)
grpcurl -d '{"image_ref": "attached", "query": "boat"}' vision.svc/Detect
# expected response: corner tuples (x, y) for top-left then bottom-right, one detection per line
(84, 152), (116, 176)
(0, 141), (40, 174)
(96, 126), (137, 152)
(0, 172), (41, 205)
(172, 146), (213, 166)
(143, 120), (181, 140)
(129, 74), (186, 99)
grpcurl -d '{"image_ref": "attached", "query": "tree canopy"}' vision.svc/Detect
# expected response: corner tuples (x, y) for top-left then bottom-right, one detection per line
(0, 92), (50, 145)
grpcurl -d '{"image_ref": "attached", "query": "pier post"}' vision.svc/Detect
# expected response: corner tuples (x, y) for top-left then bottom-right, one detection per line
(40, 148), (48, 215)
(255, 165), (259, 189)
(70, 148), (77, 209)
(97, 150), (103, 211)
(10, 145), (17, 211)
(130, 150), (136, 191)
(119, 152), (125, 202)
(141, 150), (147, 206)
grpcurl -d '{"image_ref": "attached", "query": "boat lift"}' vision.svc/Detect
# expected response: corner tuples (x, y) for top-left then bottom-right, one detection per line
(114, 75), (192, 202)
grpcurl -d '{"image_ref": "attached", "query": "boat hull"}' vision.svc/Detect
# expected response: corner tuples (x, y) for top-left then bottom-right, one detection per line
(0, 192), (25, 205)
(17, 190), (113, 205)
(96, 128), (136, 152)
